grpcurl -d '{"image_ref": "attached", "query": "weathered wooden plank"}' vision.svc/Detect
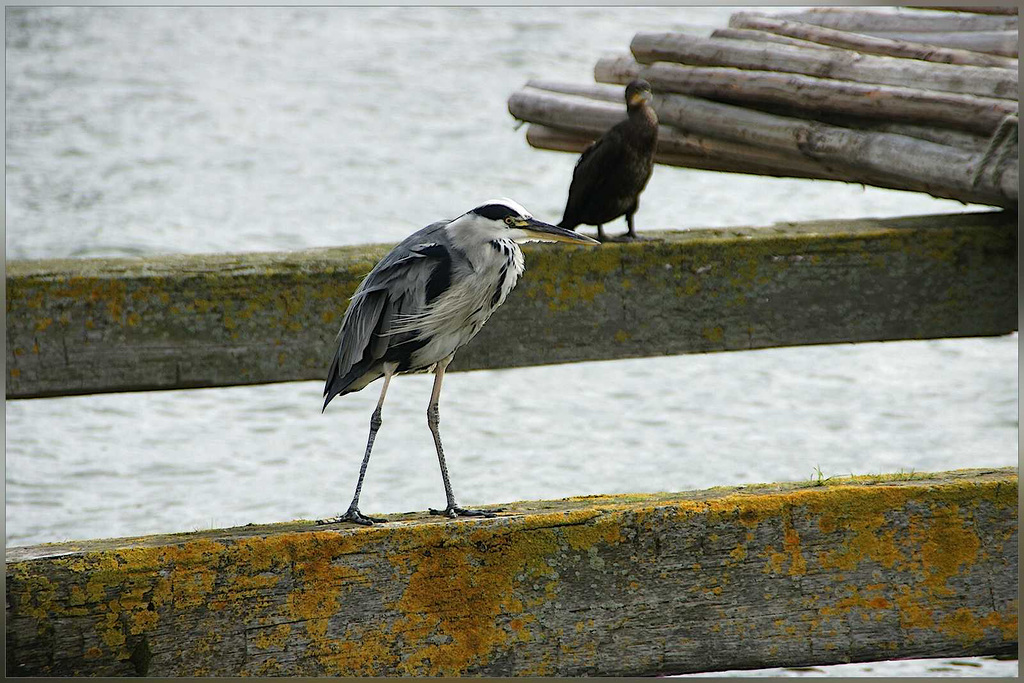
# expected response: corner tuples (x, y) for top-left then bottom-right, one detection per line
(770, 8), (1018, 33)
(629, 32), (1018, 100)
(912, 6), (1020, 16)
(5, 467), (1017, 676)
(524, 123), (844, 181)
(6, 212), (1017, 399)
(857, 30), (1018, 57)
(516, 81), (1017, 207)
(524, 78), (994, 153)
(728, 13), (1019, 69)
(597, 55), (1018, 137)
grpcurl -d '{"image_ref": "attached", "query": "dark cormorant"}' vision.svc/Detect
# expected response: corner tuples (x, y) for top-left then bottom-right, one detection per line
(558, 79), (658, 242)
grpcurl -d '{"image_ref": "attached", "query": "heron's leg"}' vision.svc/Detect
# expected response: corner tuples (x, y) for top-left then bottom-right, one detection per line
(625, 211), (637, 239)
(317, 363), (397, 526)
(427, 356), (497, 520)
(596, 224), (607, 242)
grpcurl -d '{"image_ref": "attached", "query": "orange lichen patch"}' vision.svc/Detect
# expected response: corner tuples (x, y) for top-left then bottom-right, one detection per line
(894, 585), (936, 631)
(980, 608), (1018, 641)
(940, 608), (987, 645)
(250, 623), (292, 651)
(783, 520), (806, 576)
(818, 585), (893, 619)
(49, 277), (130, 323)
(911, 504), (981, 597)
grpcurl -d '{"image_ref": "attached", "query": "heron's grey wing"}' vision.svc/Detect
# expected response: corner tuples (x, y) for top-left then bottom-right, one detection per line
(323, 233), (449, 405)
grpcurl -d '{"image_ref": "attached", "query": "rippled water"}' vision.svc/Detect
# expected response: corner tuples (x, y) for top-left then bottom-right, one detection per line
(5, 6), (1018, 677)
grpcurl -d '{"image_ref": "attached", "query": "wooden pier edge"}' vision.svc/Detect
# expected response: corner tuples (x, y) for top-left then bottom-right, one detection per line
(5, 210), (1018, 399)
(5, 467), (1017, 676)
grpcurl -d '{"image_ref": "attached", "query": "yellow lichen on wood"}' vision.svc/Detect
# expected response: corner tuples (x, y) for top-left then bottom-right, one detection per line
(5, 468), (1017, 676)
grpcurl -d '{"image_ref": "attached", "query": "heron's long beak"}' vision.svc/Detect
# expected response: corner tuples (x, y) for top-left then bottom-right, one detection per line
(518, 218), (600, 245)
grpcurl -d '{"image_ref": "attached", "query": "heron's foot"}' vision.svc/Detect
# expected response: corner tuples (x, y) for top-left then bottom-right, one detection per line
(317, 507), (387, 526)
(429, 505), (501, 519)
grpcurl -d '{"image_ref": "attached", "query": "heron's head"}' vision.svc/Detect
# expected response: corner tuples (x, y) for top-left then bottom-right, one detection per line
(625, 79), (653, 108)
(460, 199), (598, 245)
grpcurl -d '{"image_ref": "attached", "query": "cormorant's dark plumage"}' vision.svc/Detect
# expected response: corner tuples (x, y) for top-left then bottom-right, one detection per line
(558, 79), (658, 241)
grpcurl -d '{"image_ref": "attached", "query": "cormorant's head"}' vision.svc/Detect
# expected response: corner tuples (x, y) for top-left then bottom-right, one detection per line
(461, 199), (598, 245)
(625, 79), (653, 108)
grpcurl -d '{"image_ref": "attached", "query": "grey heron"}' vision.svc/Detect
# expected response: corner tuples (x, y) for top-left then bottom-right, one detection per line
(558, 79), (658, 242)
(320, 198), (598, 525)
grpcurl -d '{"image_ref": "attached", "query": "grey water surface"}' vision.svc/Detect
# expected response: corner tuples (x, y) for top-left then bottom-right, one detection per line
(5, 7), (1017, 677)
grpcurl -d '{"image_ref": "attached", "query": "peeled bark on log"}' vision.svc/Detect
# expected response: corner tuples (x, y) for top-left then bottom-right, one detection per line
(508, 87), (1016, 206)
(711, 27), (838, 51)
(729, 14), (1018, 69)
(596, 56), (1018, 135)
(630, 33), (1017, 100)
(860, 29), (1017, 57)
(771, 8), (1018, 32)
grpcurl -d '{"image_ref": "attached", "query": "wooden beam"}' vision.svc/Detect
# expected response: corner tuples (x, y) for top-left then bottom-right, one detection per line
(769, 8), (1018, 33)
(597, 55), (1018, 137)
(5, 467), (1017, 676)
(5, 212), (1017, 399)
(525, 77), (1016, 206)
(727, 14), (1018, 69)
(629, 32), (1018, 100)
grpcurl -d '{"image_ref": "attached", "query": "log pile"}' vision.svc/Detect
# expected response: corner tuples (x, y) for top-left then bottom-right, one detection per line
(508, 6), (1018, 209)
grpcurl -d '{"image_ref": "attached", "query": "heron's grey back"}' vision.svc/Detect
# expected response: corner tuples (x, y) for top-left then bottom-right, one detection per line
(325, 220), (453, 401)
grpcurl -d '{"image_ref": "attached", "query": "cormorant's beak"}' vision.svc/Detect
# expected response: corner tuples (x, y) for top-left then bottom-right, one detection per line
(517, 218), (600, 245)
(629, 90), (653, 106)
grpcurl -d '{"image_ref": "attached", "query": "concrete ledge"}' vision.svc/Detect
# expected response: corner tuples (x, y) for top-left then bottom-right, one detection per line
(5, 467), (1017, 676)
(5, 210), (1018, 399)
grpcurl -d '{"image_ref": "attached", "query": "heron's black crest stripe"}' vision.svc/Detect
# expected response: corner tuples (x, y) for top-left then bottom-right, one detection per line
(472, 203), (521, 222)
(491, 263), (508, 308)
(424, 251), (452, 305)
(413, 243), (448, 259)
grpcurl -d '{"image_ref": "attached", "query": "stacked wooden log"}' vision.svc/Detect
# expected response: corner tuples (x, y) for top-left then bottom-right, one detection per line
(508, 7), (1018, 209)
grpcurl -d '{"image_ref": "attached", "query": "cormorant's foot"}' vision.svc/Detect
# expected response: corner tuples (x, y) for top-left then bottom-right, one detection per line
(317, 507), (387, 526)
(429, 505), (501, 519)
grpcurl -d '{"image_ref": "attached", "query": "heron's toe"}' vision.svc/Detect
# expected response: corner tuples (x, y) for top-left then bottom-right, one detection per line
(429, 505), (499, 519)
(317, 507), (387, 526)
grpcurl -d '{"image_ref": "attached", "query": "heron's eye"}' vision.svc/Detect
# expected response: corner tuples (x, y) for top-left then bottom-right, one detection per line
(504, 216), (516, 227)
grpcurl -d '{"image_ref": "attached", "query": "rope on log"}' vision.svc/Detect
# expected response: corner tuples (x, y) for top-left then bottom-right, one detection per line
(728, 13), (1019, 69)
(5, 467), (1018, 676)
(629, 32), (1018, 100)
